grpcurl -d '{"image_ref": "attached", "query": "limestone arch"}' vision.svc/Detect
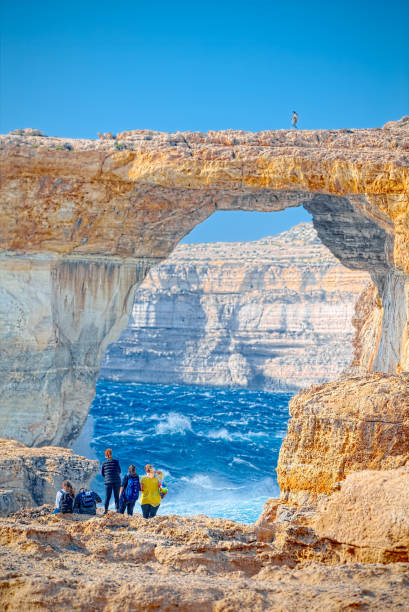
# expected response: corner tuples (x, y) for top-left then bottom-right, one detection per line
(0, 124), (407, 446)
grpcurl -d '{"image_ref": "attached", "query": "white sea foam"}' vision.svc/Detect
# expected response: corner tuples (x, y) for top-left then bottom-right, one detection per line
(206, 428), (233, 441)
(231, 457), (261, 471)
(180, 474), (244, 491)
(155, 412), (192, 435)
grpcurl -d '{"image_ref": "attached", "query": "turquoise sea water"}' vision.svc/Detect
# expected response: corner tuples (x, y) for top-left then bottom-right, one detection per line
(74, 381), (292, 523)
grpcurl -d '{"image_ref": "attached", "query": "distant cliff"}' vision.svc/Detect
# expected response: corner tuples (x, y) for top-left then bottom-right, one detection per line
(100, 223), (369, 391)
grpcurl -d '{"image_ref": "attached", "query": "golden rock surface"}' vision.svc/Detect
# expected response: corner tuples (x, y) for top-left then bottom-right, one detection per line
(277, 372), (409, 503)
(0, 122), (408, 263)
(0, 508), (408, 611)
(0, 120), (408, 446)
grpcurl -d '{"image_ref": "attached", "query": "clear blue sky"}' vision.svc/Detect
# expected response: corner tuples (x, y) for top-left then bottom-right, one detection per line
(1, 0), (407, 242)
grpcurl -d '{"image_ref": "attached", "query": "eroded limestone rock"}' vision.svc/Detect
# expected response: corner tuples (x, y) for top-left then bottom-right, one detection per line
(0, 509), (408, 611)
(0, 439), (99, 515)
(314, 466), (409, 563)
(256, 466), (409, 566)
(277, 372), (409, 505)
(0, 121), (408, 445)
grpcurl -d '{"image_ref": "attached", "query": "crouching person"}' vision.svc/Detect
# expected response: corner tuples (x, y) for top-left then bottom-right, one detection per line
(119, 465), (140, 516)
(73, 488), (102, 515)
(53, 480), (75, 514)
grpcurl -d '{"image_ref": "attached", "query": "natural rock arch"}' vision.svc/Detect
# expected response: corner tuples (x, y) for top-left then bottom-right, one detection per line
(0, 120), (408, 446)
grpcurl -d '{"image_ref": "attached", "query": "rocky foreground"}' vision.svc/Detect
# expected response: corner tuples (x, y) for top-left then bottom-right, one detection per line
(101, 223), (368, 391)
(1, 501), (408, 612)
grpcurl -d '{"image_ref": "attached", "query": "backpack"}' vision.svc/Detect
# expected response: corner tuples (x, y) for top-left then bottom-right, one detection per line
(79, 490), (96, 514)
(125, 475), (140, 502)
(60, 491), (73, 514)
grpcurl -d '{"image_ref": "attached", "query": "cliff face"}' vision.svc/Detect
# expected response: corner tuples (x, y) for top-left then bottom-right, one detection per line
(0, 119), (408, 445)
(101, 223), (368, 390)
(276, 372), (409, 505)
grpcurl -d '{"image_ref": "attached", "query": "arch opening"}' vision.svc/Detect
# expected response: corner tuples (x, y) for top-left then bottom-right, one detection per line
(74, 207), (371, 521)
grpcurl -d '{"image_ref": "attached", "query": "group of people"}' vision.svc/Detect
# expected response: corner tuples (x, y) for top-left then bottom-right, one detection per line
(53, 448), (168, 519)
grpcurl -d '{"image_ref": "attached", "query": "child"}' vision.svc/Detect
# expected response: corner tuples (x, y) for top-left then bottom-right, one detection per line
(119, 465), (140, 516)
(53, 480), (75, 514)
(155, 470), (168, 499)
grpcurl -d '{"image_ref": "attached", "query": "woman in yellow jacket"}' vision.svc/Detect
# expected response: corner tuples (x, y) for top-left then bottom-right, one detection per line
(140, 464), (161, 519)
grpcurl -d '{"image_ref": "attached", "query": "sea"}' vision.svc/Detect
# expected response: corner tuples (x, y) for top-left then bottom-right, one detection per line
(73, 380), (292, 523)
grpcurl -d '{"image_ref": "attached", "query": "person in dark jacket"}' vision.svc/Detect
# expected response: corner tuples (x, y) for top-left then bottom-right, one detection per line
(119, 465), (140, 516)
(73, 488), (102, 515)
(101, 448), (121, 513)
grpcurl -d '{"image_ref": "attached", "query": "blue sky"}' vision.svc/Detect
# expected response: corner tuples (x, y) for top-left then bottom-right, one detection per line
(1, 0), (407, 241)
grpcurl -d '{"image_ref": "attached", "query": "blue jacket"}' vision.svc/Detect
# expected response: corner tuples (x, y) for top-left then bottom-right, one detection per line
(73, 490), (102, 515)
(101, 458), (121, 484)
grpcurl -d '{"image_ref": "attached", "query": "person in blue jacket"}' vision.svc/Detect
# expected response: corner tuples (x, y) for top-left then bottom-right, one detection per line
(73, 488), (102, 515)
(118, 464), (140, 516)
(101, 448), (121, 513)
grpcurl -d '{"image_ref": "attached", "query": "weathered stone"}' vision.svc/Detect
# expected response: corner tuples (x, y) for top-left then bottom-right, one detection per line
(314, 466), (409, 563)
(0, 439), (99, 515)
(350, 281), (384, 372)
(256, 466), (409, 565)
(101, 223), (368, 391)
(254, 498), (280, 542)
(0, 509), (408, 610)
(0, 121), (408, 445)
(0, 256), (154, 446)
(277, 373), (409, 504)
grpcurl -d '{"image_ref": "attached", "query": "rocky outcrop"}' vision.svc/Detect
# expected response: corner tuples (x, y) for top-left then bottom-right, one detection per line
(276, 372), (409, 505)
(0, 509), (408, 611)
(101, 223), (368, 391)
(256, 465), (409, 566)
(0, 439), (99, 516)
(0, 120), (408, 444)
(314, 466), (409, 563)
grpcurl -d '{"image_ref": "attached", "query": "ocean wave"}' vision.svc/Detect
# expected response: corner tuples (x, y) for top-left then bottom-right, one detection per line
(88, 381), (291, 522)
(206, 428), (233, 441)
(155, 412), (193, 435)
(180, 474), (245, 491)
(230, 457), (261, 471)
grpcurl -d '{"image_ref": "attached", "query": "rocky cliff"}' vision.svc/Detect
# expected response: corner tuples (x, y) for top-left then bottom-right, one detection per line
(0, 119), (408, 445)
(0, 439), (99, 516)
(101, 223), (368, 390)
(276, 372), (409, 505)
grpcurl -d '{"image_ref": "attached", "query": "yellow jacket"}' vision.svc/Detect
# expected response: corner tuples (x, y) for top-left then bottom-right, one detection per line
(140, 476), (161, 506)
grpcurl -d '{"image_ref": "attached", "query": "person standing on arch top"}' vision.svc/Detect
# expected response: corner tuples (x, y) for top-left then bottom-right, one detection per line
(101, 448), (121, 514)
(291, 110), (299, 129)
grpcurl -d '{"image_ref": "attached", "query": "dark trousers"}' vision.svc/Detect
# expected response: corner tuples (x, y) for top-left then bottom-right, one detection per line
(118, 494), (136, 516)
(141, 503), (159, 519)
(104, 482), (120, 512)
